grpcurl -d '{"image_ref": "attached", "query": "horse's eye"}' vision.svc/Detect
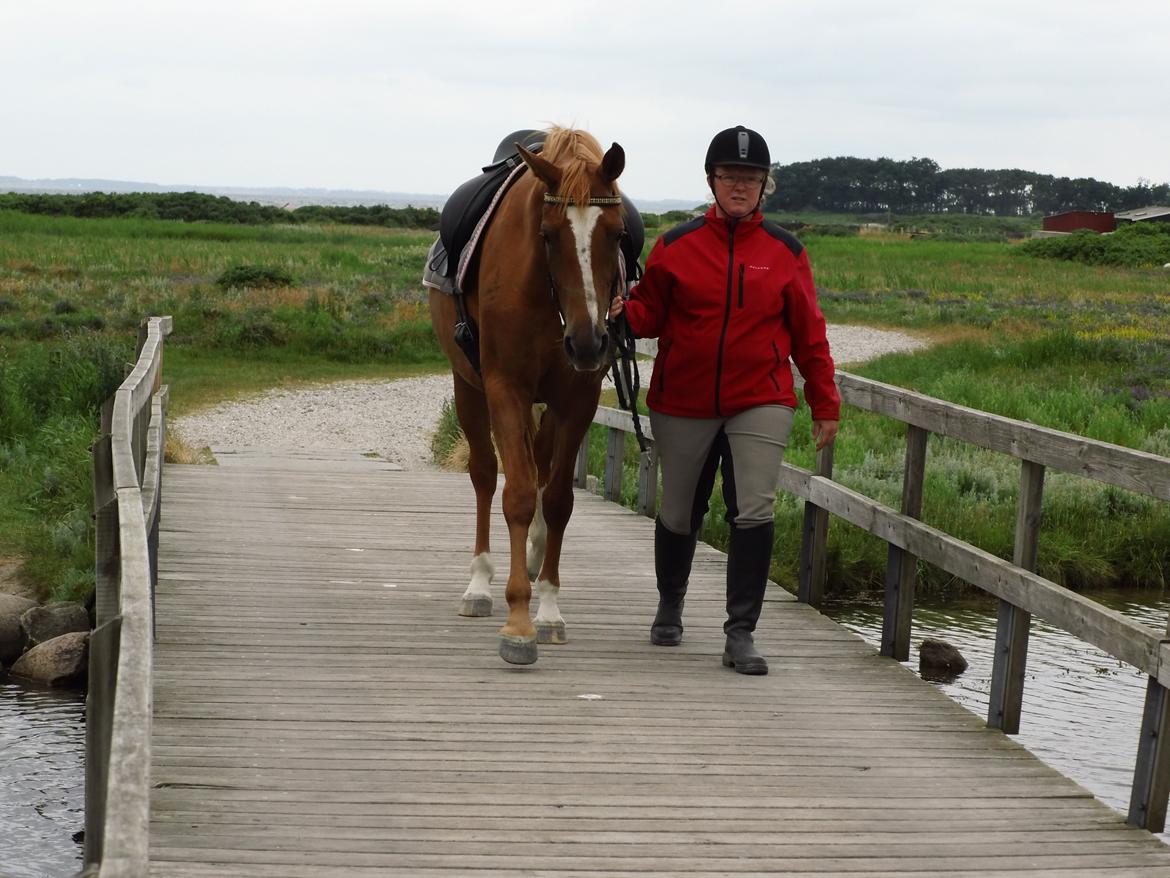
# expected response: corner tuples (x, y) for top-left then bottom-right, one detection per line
(538, 229), (550, 242)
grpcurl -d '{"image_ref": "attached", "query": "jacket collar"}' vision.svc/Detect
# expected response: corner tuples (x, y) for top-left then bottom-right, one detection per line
(703, 204), (763, 240)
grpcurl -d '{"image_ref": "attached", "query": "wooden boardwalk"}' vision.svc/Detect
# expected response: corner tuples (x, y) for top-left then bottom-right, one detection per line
(151, 451), (1170, 877)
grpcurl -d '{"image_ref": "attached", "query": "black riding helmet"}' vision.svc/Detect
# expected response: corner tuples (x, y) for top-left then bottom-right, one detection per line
(704, 125), (771, 173)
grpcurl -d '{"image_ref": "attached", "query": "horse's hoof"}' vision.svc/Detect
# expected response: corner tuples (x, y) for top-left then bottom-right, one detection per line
(499, 635), (538, 665)
(536, 621), (567, 644)
(459, 596), (492, 617)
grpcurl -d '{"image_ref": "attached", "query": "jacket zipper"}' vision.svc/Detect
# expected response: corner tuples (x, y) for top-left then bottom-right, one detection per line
(737, 263), (745, 308)
(714, 222), (736, 416)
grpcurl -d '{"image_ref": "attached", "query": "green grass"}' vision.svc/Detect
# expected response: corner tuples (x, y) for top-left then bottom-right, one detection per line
(3, 209), (1170, 601)
(805, 235), (1170, 337)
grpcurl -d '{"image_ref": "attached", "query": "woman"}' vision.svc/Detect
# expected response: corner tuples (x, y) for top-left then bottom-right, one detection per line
(609, 125), (839, 675)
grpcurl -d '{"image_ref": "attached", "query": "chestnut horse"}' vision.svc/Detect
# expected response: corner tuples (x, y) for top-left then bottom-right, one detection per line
(429, 127), (626, 665)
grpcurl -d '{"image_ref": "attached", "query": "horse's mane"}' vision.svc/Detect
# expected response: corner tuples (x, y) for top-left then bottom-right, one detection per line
(541, 126), (619, 207)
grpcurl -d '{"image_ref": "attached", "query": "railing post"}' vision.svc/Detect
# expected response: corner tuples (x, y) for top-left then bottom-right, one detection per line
(881, 424), (928, 660)
(1129, 612), (1170, 831)
(604, 427), (625, 502)
(988, 459), (1044, 732)
(798, 442), (835, 608)
(574, 435), (589, 489)
(636, 446), (659, 518)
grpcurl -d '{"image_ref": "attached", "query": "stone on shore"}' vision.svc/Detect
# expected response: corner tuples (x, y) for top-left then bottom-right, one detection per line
(9, 631), (90, 687)
(21, 601), (91, 645)
(1, 595), (39, 665)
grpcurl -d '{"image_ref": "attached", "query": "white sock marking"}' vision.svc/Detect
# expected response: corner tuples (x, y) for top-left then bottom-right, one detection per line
(534, 578), (563, 625)
(464, 552), (494, 600)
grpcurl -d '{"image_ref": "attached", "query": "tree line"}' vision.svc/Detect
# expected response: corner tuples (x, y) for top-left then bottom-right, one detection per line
(764, 157), (1170, 216)
(0, 191), (439, 228)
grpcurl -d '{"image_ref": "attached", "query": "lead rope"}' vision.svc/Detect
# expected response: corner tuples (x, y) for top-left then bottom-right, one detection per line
(608, 258), (648, 453)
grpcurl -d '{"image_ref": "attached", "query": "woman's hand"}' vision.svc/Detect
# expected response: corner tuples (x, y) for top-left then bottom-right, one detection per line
(813, 419), (838, 451)
(608, 295), (625, 319)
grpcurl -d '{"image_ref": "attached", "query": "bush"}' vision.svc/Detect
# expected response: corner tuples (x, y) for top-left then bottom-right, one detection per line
(216, 264), (295, 289)
(1022, 222), (1170, 267)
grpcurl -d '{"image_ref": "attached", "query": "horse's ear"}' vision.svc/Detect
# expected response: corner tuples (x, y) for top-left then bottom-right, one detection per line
(518, 144), (562, 189)
(600, 143), (625, 184)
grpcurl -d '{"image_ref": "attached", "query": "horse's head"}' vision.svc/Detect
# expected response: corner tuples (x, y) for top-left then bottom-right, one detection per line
(518, 138), (626, 373)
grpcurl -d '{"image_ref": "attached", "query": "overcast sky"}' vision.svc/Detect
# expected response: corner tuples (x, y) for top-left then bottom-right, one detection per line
(3, 0), (1168, 202)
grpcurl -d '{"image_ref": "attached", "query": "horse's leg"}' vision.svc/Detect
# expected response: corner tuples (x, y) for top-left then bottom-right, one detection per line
(531, 411), (566, 644)
(453, 372), (497, 618)
(487, 386), (541, 665)
(533, 405), (597, 646)
(527, 406), (554, 581)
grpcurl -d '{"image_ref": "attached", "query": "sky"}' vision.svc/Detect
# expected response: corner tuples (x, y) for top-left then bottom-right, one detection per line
(3, 0), (1169, 203)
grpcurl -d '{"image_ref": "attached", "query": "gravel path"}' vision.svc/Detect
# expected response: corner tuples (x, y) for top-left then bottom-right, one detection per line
(172, 325), (925, 472)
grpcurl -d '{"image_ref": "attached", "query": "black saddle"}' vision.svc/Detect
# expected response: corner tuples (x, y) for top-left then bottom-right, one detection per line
(437, 130), (644, 285)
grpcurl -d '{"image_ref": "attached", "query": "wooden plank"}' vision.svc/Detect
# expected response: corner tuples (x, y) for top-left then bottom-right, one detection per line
(836, 371), (1170, 501)
(101, 488), (154, 876)
(148, 456), (1170, 876)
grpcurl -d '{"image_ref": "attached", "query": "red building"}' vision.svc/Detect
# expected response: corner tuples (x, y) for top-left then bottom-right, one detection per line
(1042, 211), (1116, 233)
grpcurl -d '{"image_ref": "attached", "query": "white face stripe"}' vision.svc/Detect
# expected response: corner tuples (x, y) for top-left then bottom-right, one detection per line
(565, 205), (604, 323)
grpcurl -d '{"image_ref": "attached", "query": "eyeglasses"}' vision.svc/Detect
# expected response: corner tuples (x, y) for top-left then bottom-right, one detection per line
(713, 172), (766, 188)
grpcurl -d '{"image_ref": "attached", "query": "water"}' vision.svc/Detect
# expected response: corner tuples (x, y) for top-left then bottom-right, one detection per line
(0, 675), (86, 878)
(0, 589), (1167, 875)
(822, 588), (1170, 822)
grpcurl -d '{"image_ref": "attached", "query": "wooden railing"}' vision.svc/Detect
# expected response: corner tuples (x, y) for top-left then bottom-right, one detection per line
(84, 316), (171, 876)
(583, 365), (1170, 832)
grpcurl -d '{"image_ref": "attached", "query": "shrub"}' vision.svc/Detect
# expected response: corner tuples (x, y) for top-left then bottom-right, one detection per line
(215, 264), (295, 289)
(1022, 222), (1170, 267)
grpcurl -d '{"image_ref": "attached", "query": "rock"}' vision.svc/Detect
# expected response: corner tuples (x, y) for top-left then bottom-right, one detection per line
(0, 593), (38, 617)
(0, 610), (27, 665)
(9, 631), (90, 687)
(20, 601), (91, 645)
(1, 595), (38, 664)
(919, 637), (969, 680)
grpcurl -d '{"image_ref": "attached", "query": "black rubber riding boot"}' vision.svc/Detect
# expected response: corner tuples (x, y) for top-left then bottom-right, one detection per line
(651, 518), (698, 646)
(722, 522), (774, 675)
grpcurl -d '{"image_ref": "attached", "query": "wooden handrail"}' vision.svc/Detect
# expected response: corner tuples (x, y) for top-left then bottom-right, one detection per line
(85, 316), (172, 876)
(584, 364), (1170, 832)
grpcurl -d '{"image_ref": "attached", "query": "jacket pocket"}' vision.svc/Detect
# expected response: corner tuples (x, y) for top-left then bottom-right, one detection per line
(737, 264), (745, 309)
(656, 338), (673, 392)
(768, 340), (782, 391)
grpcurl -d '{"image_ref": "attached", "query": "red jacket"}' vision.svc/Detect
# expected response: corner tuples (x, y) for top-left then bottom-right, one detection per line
(624, 206), (840, 421)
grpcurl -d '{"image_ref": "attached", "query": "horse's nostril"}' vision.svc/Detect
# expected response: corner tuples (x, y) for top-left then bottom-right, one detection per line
(597, 332), (609, 352)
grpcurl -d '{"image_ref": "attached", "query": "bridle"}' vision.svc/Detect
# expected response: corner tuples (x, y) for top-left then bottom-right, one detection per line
(540, 192), (627, 326)
(540, 190), (648, 452)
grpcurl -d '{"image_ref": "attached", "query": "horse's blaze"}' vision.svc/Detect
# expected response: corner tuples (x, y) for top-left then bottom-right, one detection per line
(561, 204), (613, 371)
